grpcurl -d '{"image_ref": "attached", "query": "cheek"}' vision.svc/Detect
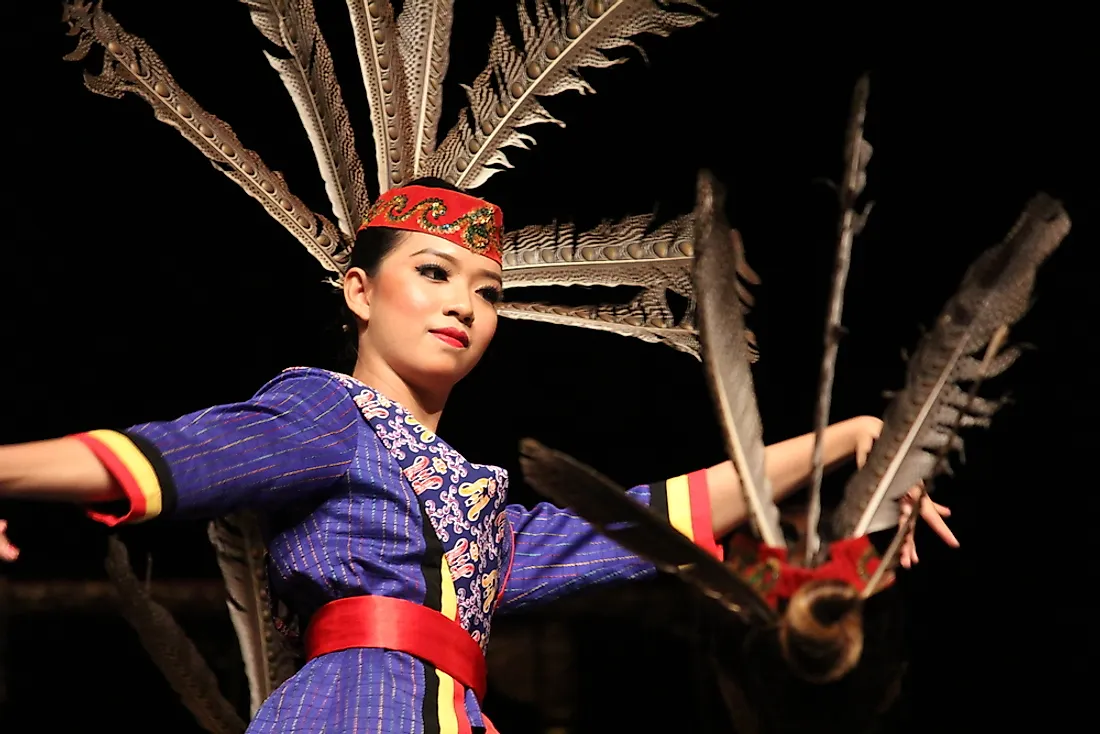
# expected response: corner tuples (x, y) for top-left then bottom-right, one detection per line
(473, 305), (498, 348)
(377, 273), (436, 321)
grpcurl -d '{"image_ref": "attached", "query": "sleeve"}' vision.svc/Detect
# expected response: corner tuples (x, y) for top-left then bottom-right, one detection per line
(70, 368), (361, 526)
(495, 468), (721, 614)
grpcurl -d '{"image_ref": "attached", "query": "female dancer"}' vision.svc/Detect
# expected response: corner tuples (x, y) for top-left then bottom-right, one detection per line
(0, 180), (955, 732)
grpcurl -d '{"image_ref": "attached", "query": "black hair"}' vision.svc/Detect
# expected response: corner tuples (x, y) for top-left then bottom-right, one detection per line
(339, 176), (466, 358)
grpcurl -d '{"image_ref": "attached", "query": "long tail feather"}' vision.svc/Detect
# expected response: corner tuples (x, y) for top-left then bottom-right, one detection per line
(208, 513), (299, 717)
(427, 0), (711, 189)
(804, 74), (873, 565)
(344, 0), (413, 191)
(396, 0), (455, 175)
(833, 194), (1070, 539)
(61, 2), (350, 274)
(104, 536), (246, 734)
(518, 438), (777, 625)
(692, 171), (785, 548)
(242, 0), (369, 237)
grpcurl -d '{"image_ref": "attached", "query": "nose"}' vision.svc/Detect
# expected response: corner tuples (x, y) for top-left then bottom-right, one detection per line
(444, 289), (475, 327)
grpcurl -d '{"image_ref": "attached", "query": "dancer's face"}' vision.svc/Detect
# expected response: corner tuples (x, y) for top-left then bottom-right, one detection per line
(345, 231), (502, 391)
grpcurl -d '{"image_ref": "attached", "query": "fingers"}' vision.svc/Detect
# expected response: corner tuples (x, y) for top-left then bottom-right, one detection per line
(0, 520), (19, 563)
(920, 496), (960, 548)
(898, 503), (914, 568)
(895, 492), (960, 573)
(900, 536), (915, 568)
(854, 417), (883, 470)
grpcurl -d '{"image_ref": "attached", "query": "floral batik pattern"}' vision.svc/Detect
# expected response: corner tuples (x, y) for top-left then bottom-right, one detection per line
(336, 374), (510, 650)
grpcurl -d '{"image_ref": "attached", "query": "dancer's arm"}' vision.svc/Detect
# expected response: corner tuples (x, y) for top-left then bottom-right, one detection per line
(0, 438), (122, 503)
(0, 368), (360, 528)
(705, 416), (875, 538)
(495, 416), (882, 614)
(704, 415), (957, 557)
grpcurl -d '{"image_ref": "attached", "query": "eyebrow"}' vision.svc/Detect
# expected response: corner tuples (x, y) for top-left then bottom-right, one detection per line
(411, 247), (503, 286)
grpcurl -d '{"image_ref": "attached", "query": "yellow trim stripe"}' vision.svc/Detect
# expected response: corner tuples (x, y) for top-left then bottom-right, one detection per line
(665, 474), (695, 544)
(436, 555), (460, 734)
(86, 430), (164, 521)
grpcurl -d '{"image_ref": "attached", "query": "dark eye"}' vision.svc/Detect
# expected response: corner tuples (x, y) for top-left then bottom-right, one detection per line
(416, 263), (449, 281)
(478, 286), (502, 305)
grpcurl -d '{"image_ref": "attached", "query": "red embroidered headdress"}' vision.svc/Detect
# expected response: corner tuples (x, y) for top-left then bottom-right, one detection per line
(358, 185), (504, 266)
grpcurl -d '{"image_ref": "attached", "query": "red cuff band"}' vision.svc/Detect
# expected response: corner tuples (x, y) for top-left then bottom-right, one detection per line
(70, 432), (146, 526)
(686, 469), (724, 561)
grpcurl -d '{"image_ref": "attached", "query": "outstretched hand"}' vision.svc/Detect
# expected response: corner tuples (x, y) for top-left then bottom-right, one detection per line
(854, 416), (960, 568)
(0, 519), (18, 562)
(898, 486), (959, 567)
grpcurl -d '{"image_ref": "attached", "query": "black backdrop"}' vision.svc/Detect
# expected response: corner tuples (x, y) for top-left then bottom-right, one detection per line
(1, 1), (1096, 732)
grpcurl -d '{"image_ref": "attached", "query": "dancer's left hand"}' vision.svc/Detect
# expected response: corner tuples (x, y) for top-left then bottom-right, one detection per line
(853, 416), (960, 567)
(897, 486), (959, 568)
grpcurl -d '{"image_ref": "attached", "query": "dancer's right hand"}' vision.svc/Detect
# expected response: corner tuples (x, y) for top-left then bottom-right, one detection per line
(0, 519), (19, 561)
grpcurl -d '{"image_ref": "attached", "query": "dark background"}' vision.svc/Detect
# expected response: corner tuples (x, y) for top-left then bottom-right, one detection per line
(1, 1), (1096, 731)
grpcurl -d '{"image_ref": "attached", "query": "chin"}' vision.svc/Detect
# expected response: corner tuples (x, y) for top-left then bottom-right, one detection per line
(405, 355), (474, 391)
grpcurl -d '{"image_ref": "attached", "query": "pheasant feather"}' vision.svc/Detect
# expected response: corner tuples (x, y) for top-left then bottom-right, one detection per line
(804, 74), (873, 565)
(104, 536), (246, 734)
(344, 0), (413, 191)
(499, 212), (760, 361)
(208, 513), (299, 717)
(862, 325), (1011, 598)
(518, 438), (776, 624)
(502, 213), (696, 356)
(693, 171), (784, 548)
(427, 0), (710, 189)
(242, 0), (369, 237)
(61, 2), (350, 273)
(396, 0), (455, 174)
(833, 194), (1070, 539)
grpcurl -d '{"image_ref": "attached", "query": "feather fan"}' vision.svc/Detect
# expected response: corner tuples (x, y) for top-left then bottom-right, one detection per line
(104, 536), (246, 734)
(396, 0), (456, 175)
(61, 2), (351, 273)
(241, 0), (369, 237)
(833, 193), (1070, 539)
(517, 438), (777, 624)
(426, 0), (710, 189)
(692, 170), (785, 548)
(208, 513), (300, 717)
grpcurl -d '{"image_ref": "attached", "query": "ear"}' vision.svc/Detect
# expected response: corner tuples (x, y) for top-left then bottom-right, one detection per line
(343, 267), (372, 324)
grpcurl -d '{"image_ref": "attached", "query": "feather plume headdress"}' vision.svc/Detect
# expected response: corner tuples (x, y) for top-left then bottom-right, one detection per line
(61, 0), (718, 360)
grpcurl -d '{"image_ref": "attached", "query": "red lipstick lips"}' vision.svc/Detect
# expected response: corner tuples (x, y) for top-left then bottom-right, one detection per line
(431, 327), (470, 349)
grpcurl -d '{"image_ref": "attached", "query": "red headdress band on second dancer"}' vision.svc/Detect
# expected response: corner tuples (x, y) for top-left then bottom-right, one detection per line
(358, 184), (504, 266)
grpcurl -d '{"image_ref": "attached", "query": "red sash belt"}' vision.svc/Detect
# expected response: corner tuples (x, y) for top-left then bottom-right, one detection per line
(305, 595), (487, 702)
